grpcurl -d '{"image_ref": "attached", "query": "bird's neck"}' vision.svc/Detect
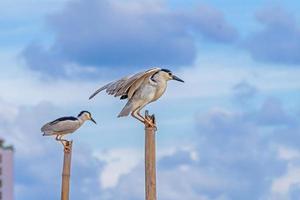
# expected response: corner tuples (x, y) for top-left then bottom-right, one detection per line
(77, 117), (87, 125)
(151, 75), (167, 85)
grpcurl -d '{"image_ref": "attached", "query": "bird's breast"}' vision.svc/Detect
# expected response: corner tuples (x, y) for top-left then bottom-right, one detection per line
(133, 80), (167, 104)
(139, 84), (156, 100)
(152, 81), (167, 102)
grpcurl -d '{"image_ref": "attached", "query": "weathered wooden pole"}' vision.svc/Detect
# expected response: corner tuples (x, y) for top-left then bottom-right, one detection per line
(61, 140), (73, 200)
(145, 110), (157, 200)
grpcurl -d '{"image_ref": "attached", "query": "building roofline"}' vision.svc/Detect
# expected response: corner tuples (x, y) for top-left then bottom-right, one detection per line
(0, 138), (14, 151)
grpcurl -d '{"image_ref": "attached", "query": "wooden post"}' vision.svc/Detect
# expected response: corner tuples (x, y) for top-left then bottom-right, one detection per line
(61, 141), (73, 200)
(145, 110), (157, 200)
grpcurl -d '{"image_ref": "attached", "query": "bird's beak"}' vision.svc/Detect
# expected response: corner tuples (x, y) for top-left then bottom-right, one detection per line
(90, 117), (97, 124)
(172, 75), (184, 83)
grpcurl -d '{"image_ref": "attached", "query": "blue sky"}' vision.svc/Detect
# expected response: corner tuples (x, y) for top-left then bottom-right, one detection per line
(1, 0), (300, 199)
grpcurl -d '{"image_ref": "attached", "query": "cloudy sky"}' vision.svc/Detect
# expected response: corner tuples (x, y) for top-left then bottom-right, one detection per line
(1, 0), (300, 199)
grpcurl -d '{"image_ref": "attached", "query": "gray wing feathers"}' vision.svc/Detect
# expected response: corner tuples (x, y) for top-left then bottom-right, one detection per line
(41, 123), (54, 135)
(89, 68), (160, 99)
(114, 72), (145, 97)
(41, 120), (79, 136)
(89, 82), (114, 99)
(89, 76), (129, 99)
(127, 75), (147, 98)
(125, 68), (160, 98)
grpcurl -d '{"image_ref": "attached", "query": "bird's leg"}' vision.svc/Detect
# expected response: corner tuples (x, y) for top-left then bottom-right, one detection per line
(57, 135), (65, 146)
(56, 135), (63, 143)
(137, 111), (152, 127)
(55, 135), (63, 143)
(56, 135), (70, 152)
(138, 110), (156, 129)
(131, 109), (145, 123)
(132, 108), (156, 128)
(63, 141), (71, 153)
(60, 136), (71, 153)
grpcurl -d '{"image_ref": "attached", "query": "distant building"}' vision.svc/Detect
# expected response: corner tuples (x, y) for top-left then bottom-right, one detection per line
(0, 139), (14, 200)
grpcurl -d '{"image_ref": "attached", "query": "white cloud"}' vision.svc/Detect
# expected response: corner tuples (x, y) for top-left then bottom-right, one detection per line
(94, 148), (142, 189)
(0, 99), (19, 121)
(271, 164), (300, 199)
(265, 146), (300, 200)
(93, 146), (199, 190)
(278, 146), (300, 161)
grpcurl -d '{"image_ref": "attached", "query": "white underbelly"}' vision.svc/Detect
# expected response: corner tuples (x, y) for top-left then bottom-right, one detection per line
(152, 86), (166, 102)
(130, 81), (166, 110)
(139, 84), (156, 101)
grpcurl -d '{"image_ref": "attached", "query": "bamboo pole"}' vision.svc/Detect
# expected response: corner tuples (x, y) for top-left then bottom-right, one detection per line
(145, 110), (157, 200)
(61, 140), (73, 200)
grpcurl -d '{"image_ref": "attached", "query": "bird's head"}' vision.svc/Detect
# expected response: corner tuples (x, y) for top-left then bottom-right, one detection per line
(78, 111), (97, 124)
(158, 69), (184, 82)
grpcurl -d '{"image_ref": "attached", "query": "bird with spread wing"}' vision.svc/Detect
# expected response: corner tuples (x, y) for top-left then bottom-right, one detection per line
(89, 68), (184, 128)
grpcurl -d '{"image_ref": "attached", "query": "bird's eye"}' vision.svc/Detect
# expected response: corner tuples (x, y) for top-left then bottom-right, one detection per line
(168, 72), (172, 76)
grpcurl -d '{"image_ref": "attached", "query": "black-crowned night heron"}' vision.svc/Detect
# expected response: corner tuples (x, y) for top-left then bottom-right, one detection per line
(89, 68), (184, 127)
(41, 111), (96, 146)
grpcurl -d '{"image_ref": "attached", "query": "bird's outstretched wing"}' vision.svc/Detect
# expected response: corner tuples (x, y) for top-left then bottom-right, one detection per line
(89, 68), (160, 99)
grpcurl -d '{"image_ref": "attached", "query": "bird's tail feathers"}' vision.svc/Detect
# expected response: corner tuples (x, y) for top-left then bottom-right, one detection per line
(41, 124), (53, 136)
(118, 103), (133, 117)
(42, 131), (52, 136)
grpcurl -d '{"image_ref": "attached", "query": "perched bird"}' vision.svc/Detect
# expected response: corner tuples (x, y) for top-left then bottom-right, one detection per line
(41, 111), (97, 143)
(89, 68), (184, 127)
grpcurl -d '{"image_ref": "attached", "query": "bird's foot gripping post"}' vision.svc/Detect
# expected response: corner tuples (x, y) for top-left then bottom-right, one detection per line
(56, 136), (72, 153)
(144, 110), (157, 200)
(62, 140), (72, 153)
(144, 111), (157, 131)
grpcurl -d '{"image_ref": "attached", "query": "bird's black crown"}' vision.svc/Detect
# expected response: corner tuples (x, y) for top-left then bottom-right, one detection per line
(78, 110), (91, 117)
(161, 69), (171, 73)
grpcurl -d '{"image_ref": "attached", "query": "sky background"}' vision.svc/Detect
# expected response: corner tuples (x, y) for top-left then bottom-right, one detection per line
(1, 0), (300, 199)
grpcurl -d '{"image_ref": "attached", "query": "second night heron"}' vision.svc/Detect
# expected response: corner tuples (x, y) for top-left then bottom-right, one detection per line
(41, 111), (97, 146)
(89, 68), (184, 127)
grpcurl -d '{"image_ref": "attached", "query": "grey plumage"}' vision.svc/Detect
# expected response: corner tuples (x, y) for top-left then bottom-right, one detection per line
(41, 117), (81, 136)
(89, 68), (184, 127)
(41, 111), (96, 138)
(89, 68), (160, 100)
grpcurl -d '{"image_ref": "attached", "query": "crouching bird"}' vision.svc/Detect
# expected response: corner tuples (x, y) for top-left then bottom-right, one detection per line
(41, 111), (97, 148)
(89, 68), (184, 128)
